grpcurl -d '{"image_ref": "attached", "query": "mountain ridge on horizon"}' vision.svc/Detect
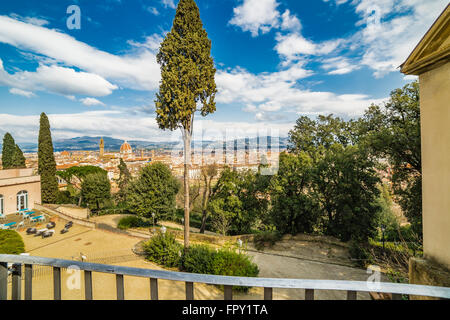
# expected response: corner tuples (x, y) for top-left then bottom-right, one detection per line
(1, 135), (289, 153)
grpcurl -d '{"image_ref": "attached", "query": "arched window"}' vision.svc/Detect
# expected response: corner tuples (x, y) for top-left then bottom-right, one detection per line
(0, 194), (3, 215)
(17, 190), (28, 211)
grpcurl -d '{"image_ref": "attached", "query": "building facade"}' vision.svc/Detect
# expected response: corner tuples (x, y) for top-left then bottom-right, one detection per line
(400, 4), (450, 294)
(0, 168), (41, 215)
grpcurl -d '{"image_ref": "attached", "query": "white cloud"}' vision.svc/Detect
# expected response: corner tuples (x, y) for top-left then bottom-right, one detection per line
(275, 33), (342, 63)
(161, 0), (176, 9)
(229, 0), (281, 37)
(216, 64), (386, 119)
(80, 98), (105, 106)
(321, 57), (360, 75)
(145, 7), (160, 16)
(0, 15), (161, 91)
(0, 110), (293, 144)
(342, 0), (448, 77)
(0, 60), (118, 97)
(280, 10), (301, 32)
(9, 88), (36, 98)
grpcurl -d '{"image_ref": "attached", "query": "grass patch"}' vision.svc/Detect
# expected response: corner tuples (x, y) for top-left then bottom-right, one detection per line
(0, 230), (25, 254)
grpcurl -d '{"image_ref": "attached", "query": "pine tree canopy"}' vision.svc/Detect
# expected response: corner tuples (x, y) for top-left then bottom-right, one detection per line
(2, 133), (16, 169)
(155, 0), (217, 132)
(38, 112), (59, 203)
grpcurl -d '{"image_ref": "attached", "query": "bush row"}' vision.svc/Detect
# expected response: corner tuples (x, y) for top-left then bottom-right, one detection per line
(118, 216), (152, 230)
(143, 232), (259, 292)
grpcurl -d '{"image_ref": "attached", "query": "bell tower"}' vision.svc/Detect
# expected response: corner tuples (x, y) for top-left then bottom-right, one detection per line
(99, 137), (104, 158)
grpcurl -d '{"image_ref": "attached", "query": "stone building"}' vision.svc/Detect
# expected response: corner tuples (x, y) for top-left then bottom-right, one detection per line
(0, 168), (41, 215)
(400, 4), (450, 294)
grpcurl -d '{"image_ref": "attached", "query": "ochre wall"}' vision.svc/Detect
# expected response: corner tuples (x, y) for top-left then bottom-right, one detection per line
(0, 180), (41, 215)
(419, 61), (450, 270)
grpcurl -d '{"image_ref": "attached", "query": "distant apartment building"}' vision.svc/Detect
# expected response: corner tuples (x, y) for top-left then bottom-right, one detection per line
(0, 168), (41, 215)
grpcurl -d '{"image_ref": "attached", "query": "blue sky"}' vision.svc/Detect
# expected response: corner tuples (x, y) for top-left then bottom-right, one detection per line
(0, 0), (447, 143)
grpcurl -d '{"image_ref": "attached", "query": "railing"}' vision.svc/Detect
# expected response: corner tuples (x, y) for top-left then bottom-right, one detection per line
(1, 254), (450, 300)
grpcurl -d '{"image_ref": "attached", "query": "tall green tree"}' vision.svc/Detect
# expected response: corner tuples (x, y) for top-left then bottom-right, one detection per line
(127, 162), (180, 220)
(12, 144), (26, 168)
(360, 81), (422, 236)
(81, 172), (111, 211)
(116, 158), (132, 203)
(2, 133), (16, 169)
(38, 112), (59, 203)
(270, 152), (321, 235)
(155, 0), (217, 248)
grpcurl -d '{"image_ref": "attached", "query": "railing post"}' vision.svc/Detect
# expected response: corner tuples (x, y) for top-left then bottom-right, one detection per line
(116, 274), (124, 300)
(392, 293), (402, 300)
(264, 287), (273, 300)
(305, 289), (314, 300)
(84, 270), (93, 300)
(53, 267), (61, 300)
(11, 264), (22, 300)
(224, 285), (233, 300)
(347, 290), (357, 300)
(25, 264), (33, 300)
(150, 278), (158, 300)
(186, 282), (194, 300)
(0, 262), (7, 300)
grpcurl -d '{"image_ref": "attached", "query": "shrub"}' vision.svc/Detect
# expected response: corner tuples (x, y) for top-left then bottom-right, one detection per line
(211, 248), (259, 292)
(348, 239), (371, 268)
(117, 216), (151, 230)
(253, 231), (282, 251)
(143, 232), (182, 268)
(182, 244), (216, 274)
(181, 244), (259, 293)
(0, 230), (25, 254)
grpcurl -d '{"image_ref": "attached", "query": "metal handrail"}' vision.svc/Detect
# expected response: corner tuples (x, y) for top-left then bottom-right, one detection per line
(1, 254), (450, 300)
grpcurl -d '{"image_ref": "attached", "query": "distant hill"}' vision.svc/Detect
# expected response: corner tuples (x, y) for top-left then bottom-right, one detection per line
(1, 136), (289, 153)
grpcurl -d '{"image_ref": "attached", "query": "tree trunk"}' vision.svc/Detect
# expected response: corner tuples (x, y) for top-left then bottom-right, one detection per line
(200, 174), (207, 234)
(183, 130), (191, 249)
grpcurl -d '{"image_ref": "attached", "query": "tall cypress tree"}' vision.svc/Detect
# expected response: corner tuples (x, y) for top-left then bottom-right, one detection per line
(2, 133), (16, 169)
(155, 0), (217, 249)
(38, 112), (58, 203)
(12, 144), (26, 168)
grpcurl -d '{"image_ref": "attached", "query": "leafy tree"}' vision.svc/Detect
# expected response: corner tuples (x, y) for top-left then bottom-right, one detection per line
(199, 163), (218, 233)
(313, 144), (381, 242)
(155, 0), (217, 248)
(127, 162), (180, 220)
(81, 172), (111, 211)
(2, 133), (16, 169)
(38, 113), (59, 203)
(12, 144), (26, 168)
(209, 168), (242, 235)
(360, 81), (422, 236)
(57, 165), (107, 206)
(116, 158), (132, 203)
(270, 152), (321, 235)
(209, 167), (269, 235)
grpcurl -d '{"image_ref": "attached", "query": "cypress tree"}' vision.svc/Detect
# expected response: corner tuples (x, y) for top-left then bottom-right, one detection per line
(155, 0), (217, 248)
(12, 144), (26, 168)
(2, 133), (16, 169)
(38, 112), (59, 203)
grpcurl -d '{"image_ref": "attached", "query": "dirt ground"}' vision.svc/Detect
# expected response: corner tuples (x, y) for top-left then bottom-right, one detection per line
(10, 215), (383, 300)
